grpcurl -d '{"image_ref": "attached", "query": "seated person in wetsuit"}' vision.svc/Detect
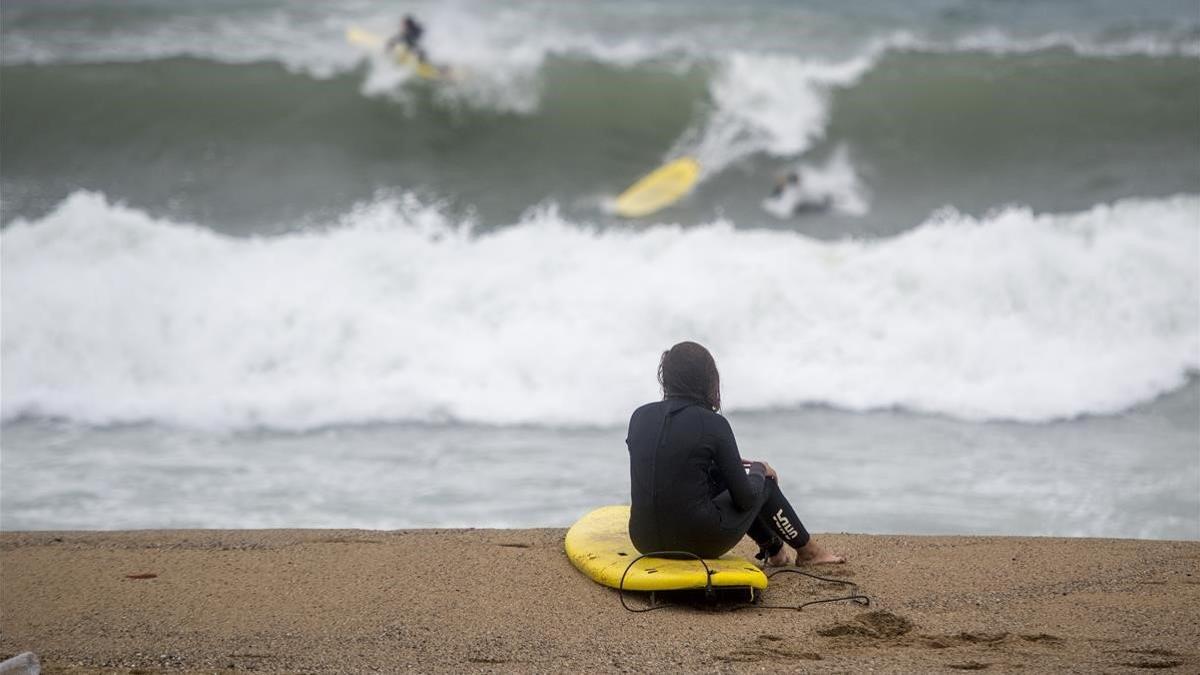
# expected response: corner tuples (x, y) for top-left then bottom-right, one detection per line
(386, 14), (427, 62)
(626, 341), (844, 566)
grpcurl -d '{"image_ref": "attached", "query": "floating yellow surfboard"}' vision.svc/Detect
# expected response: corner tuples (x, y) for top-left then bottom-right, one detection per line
(564, 505), (768, 592)
(345, 26), (454, 81)
(614, 156), (701, 218)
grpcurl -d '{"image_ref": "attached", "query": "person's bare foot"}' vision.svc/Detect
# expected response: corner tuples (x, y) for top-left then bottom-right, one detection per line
(793, 539), (846, 565)
(765, 547), (792, 567)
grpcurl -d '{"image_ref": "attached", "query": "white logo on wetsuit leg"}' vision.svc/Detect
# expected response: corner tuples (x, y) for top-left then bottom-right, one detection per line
(773, 508), (800, 540)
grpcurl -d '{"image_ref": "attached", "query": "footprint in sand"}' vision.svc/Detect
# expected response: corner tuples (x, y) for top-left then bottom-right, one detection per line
(1123, 648), (1183, 670)
(919, 631), (1012, 649)
(816, 610), (912, 640)
(955, 631), (1009, 644)
(721, 634), (822, 663)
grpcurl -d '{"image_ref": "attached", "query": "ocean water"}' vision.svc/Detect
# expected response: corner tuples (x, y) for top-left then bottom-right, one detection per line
(2, 0), (1197, 538)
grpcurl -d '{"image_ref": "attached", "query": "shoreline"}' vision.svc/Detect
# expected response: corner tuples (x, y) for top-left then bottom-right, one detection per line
(2, 529), (1197, 673)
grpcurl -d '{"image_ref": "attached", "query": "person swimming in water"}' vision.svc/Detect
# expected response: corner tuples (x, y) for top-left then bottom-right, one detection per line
(770, 171), (801, 199)
(386, 14), (427, 62)
(769, 170), (832, 215)
(625, 341), (845, 567)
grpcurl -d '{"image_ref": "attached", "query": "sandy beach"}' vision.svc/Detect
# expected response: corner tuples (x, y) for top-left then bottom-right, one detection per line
(1, 528), (1197, 673)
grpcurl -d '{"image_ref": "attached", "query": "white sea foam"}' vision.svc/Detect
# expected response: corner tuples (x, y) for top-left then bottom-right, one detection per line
(684, 52), (874, 174)
(947, 28), (1200, 59)
(3, 191), (1196, 431)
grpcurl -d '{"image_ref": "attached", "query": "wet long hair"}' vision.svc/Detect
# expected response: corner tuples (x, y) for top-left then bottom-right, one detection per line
(658, 341), (721, 412)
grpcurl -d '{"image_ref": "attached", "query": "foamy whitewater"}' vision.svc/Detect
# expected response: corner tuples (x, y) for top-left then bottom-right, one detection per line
(3, 191), (1197, 430)
(2, 0), (1197, 536)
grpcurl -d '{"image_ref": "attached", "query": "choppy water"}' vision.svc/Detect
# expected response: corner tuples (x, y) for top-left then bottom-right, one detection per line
(2, 0), (1197, 536)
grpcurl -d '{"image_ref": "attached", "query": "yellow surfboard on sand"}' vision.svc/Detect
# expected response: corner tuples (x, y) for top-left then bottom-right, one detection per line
(614, 156), (701, 218)
(346, 26), (454, 82)
(565, 505), (768, 592)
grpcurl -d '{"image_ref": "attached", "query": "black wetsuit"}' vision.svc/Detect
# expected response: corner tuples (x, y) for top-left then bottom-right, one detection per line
(626, 397), (811, 559)
(387, 18), (426, 61)
(402, 19), (423, 50)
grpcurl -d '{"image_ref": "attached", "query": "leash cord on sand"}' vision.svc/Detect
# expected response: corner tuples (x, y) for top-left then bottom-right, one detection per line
(751, 568), (872, 611)
(617, 554), (870, 613)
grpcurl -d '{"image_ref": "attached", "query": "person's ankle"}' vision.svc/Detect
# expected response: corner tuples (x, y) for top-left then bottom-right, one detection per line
(767, 547), (791, 566)
(757, 540), (789, 566)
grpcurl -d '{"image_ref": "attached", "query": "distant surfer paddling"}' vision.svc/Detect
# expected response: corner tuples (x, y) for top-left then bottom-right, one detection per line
(626, 342), (845, 566)
(769, 170), (832, 215)
(386, 14), (427, 63)
(769, 171), (801, 199)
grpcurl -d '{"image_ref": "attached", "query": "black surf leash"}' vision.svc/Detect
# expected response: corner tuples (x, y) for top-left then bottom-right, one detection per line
(617, 551), (713, 613)
(617, 551), (870, 613)
(755, 567), (871, 611)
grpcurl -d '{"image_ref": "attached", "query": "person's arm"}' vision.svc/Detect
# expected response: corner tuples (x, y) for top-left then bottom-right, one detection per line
(709, 414), (765, 511)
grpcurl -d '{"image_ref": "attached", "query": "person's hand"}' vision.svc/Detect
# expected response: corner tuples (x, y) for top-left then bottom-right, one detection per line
(760, 461), (779, 482)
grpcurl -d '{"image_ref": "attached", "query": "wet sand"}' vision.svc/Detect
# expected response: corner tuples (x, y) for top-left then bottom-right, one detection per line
(1, 529), (1197, 673)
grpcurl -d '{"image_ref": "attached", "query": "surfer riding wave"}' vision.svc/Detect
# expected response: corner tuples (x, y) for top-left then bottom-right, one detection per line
(626, 341), (845, 566)
(386, 14), (427, 63)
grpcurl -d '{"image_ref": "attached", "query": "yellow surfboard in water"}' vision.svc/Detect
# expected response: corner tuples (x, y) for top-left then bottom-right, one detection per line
(345, 26), (454, 81)
(564, 505), (768, 592)
(614, 156), (701, 218)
